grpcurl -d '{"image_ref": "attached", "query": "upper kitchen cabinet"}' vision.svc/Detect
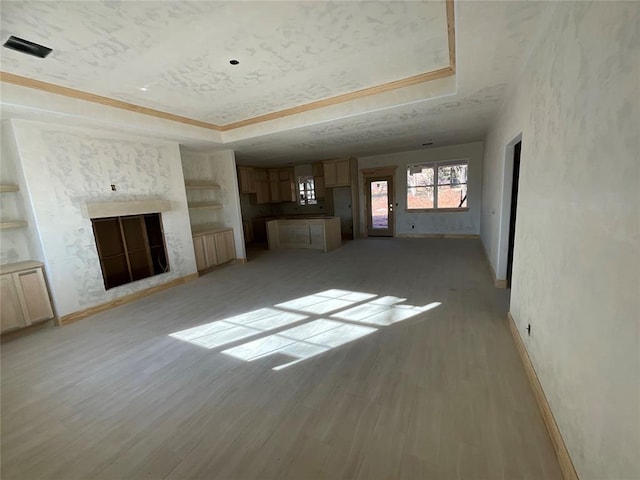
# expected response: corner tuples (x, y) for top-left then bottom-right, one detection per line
(241, 166), (296, 204)
(267, 169), (281, 203)
(254, 168), (271, 204)
(279, 167), (296, 202)
(323, 158), (351, 188)
(312, 162), (325, 199)
(238, 166), (256, 194)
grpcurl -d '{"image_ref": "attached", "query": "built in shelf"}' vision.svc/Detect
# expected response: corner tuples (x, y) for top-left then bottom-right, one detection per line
(191, 223), (233, 236)
(185, 182), (221, 190)
(188, 202), (223, 210)
(0, 221), (28, 230)
(0, 184), (20, 193)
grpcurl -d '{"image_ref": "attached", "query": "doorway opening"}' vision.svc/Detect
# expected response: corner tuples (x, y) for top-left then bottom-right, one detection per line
(366, 176), (394, 237)
(506, 141), (521, 288)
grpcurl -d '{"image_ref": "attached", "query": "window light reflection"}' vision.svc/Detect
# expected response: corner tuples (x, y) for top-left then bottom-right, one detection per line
(169, 289), (441, 370)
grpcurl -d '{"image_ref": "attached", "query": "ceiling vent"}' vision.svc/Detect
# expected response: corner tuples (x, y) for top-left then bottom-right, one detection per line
(3, 36), (52, 58)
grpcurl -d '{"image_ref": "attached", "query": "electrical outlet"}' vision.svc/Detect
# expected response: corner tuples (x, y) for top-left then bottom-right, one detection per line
(110, 184), (116, 191)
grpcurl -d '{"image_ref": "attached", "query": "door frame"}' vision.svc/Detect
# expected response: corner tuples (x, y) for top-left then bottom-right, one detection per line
(506, 141), (521, 288)
(497, 133), (523, 284)
(362, 166), (397, 237)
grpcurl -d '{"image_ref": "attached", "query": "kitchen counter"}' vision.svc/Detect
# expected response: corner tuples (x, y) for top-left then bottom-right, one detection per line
(266, 217), (341, 253)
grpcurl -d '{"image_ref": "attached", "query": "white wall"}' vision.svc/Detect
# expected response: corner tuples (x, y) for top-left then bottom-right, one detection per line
(481, 3), (639, 478)
(10, 120), (197, 317)
(180, 149), (246, 259)
(358, 142), (483, 236)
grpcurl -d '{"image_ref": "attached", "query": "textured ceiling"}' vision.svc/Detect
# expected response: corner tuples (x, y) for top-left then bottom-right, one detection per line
(1, 0), (448, 125)
(0, 1), (549, 164)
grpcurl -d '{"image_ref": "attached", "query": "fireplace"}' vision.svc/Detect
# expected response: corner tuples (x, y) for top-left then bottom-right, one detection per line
(91, 213), (169, 290)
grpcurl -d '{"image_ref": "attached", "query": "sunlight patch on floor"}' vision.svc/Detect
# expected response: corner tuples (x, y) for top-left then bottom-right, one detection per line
(222, 319), (377, 370)
(332, 301), (441, 326)
(169, 289), (440, 370)
(169, 308), (308, 349)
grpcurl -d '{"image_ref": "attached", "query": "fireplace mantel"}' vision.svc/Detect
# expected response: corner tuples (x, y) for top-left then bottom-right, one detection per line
(85, 199), (171, 219)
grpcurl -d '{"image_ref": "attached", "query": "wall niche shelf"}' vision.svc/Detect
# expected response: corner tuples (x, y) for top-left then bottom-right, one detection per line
(0, 185), (28, 230)
(0, 221), (28, 230)
(191, 223), (232, 236)
(187, 201), (223, 210)
(185, 182), (221, 191)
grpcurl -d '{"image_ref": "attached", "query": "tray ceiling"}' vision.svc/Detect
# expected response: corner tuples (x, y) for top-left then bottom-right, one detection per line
(0, 1), (549, 163)
(1, 0), (450, 127)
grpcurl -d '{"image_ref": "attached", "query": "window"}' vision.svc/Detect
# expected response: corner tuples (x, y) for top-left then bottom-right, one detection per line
(407, 160), (468, 210)
(91, 213), (169, 290)
(298, 176), (317, 205)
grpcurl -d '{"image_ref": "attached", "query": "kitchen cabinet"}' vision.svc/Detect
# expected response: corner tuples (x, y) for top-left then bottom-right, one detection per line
(241, 166), (308, 204)
(254, 169), (270, 204)
(266, 217), (342, 253)
(268, 169), (281, 203)
(0, 261), (55, 333)
(192, 228), (236, 271)
(312, 162), (325, 198)
(238, 167), (256, 194)
(323, 158), (351, 188)
(279, 167), (296, 202)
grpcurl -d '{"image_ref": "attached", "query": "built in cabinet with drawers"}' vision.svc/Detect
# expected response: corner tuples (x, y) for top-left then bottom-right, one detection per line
(0, 261), (55, 333)
(183, 173), (237, 272)
(192, 227), (236, 271)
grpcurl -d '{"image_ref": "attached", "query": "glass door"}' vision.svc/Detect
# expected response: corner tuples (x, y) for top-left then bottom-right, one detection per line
(367, 176), (394, 237)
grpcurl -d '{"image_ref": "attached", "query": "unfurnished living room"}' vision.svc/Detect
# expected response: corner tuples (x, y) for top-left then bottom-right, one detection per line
(0, 1), (638, 479)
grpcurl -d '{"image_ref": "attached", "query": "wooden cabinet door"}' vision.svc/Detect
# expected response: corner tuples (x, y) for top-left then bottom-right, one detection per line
(312, 162), (324, 178)
(0, 274), (27, 332)
(15, 268), (53, 323)
(193, 236), (208, 271)
(291, 225), (311, 245)
(256, 180), (270, 204)
(309, 224), (324, 249)
(204, 234), (218, 267)
(314, 176), (325, 199)
(278, 168), (294, 202)
(324, 159), (350, 187)
(324, 161), (337, 187)
(335, 159), (351, 186)
(238, 167), (255, 194)
(253, 169), (270, 204)
(214, 230), (235, 264)
(311, 163), (325, 198)
(268, 169), (280, 203)
(280, 179), (294, 202)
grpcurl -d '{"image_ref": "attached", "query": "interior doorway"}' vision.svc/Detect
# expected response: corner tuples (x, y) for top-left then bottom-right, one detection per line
(366, 176), (394, 237)
(506, 141), (521, 288)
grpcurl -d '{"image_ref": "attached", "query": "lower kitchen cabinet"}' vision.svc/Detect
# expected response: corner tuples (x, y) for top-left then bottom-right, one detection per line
(0, 261), (55, 333)
(266, 217), (342, 253)
(192, 228), (236, 271)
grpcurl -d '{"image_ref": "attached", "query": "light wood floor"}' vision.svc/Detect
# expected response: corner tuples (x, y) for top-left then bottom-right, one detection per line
(1, 238), (561, 480)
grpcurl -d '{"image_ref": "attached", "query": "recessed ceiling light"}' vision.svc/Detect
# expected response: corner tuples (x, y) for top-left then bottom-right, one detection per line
(139, 86), (148, 92)
(229, 59), (239, 65)
(3, 35), (52, 58)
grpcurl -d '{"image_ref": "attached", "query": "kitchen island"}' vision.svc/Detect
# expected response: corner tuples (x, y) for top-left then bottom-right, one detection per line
(266, 216), (341, 253)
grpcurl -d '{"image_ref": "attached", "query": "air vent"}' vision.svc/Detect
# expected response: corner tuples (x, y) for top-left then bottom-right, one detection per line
(3, 36), (52, 58)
